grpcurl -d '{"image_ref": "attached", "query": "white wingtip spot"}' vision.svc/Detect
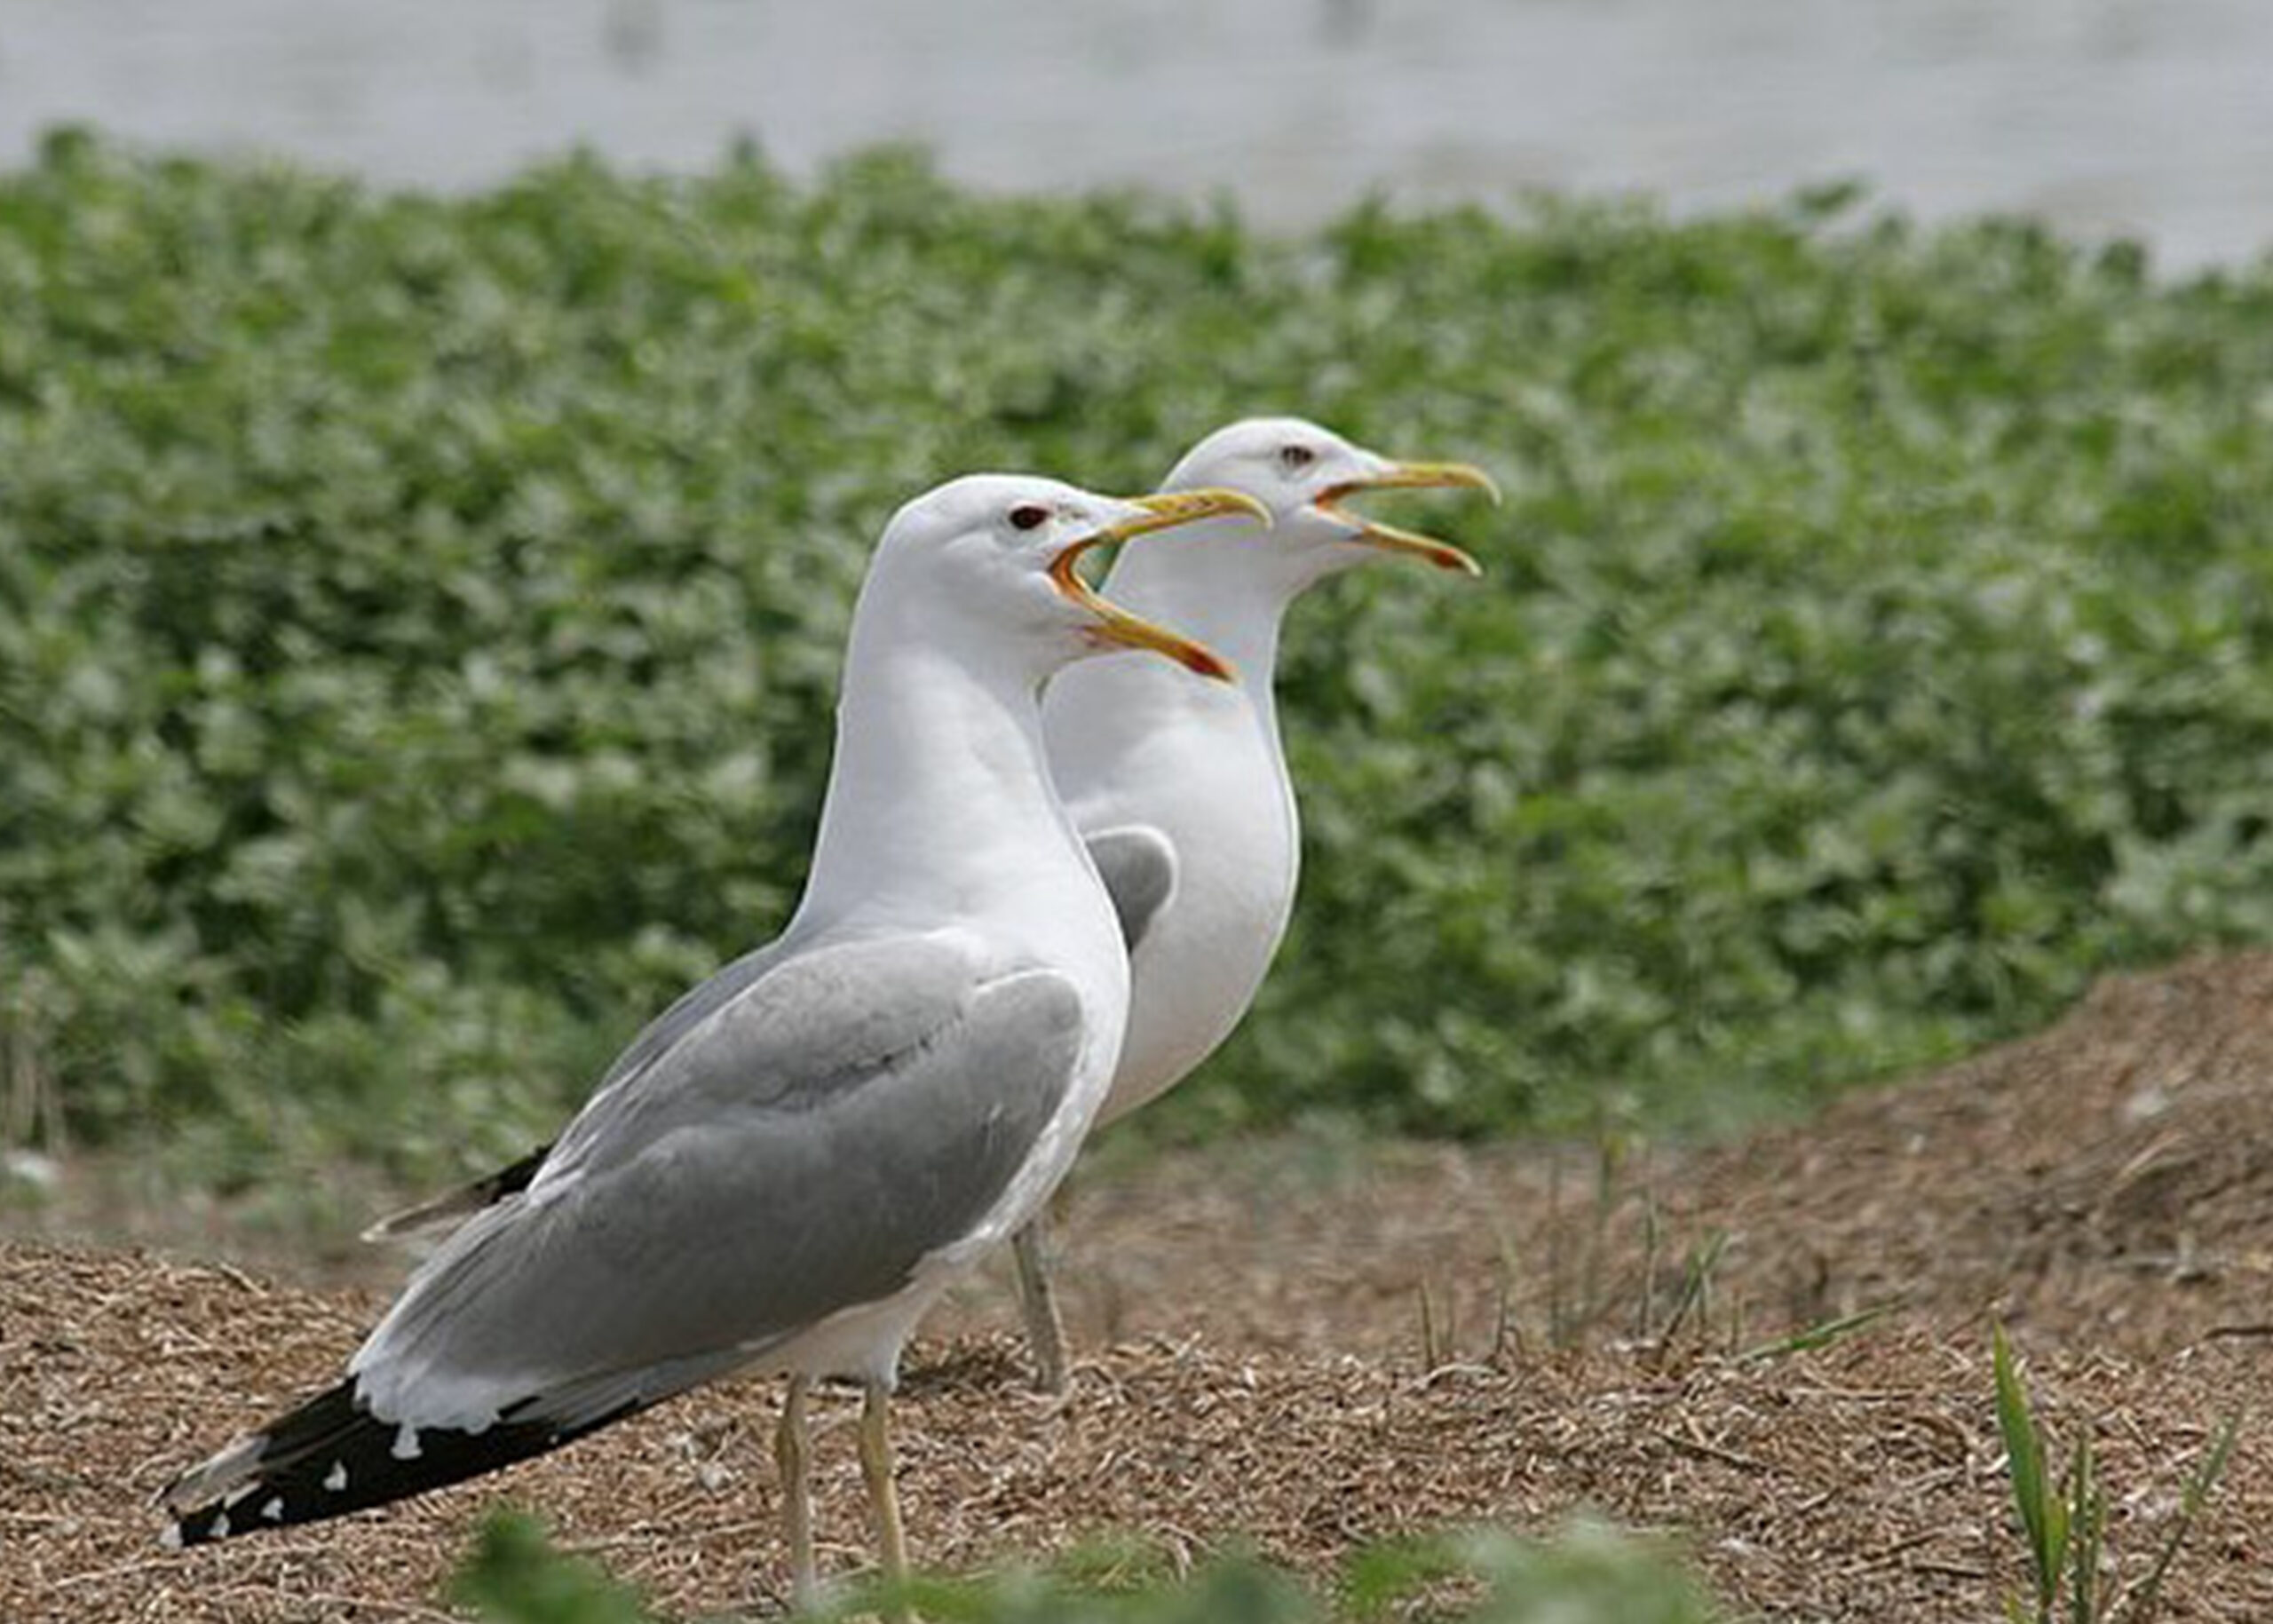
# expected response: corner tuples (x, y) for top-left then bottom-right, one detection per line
(211, 1511), (231, 1539)
(159, 1522), (184, 1551)
(392, 1423), (423, 1462)
(324, 1461), (348, 1493)
(261, 1496), (284, 1522)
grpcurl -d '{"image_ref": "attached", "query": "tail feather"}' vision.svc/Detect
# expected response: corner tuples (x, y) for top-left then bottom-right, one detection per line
(360, 1144), (554, 1243)
(159, 1378), (637, 1546)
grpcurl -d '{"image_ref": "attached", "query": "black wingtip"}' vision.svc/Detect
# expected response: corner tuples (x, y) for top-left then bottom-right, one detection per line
(362, 1143), (555, 1242)
(162, 1378), (638, 1546)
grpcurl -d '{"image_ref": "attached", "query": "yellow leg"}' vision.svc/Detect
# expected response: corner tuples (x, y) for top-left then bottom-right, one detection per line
(774, 1374), (818, 1612)
(858, 1381), (913, 1624)
(1011, 1217), (1070, 1395)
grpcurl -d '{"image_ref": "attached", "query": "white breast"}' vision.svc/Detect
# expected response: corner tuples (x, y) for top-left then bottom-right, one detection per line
(1049, 653), (1298, 1125)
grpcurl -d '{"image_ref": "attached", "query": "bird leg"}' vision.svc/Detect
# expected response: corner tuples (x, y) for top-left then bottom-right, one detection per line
(1011, 1217), (1070, 1395)
(858, 1380), (912, 1624)
(774, 1374), (818, 1612)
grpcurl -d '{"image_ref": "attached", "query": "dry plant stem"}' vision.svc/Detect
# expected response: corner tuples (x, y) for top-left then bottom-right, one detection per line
(859, 1380), (912, 1624)
(774, 1374), (816, 1612)
(1012, 1220), (1070, 1396)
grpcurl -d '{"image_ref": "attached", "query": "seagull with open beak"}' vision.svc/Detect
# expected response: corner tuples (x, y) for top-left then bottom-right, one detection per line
(1013, 416), (1499, 1390)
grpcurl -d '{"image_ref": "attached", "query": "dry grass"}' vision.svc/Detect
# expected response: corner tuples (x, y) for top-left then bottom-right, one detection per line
(9, 951), (2273, 1620)
(974, 951), (2273, 1366)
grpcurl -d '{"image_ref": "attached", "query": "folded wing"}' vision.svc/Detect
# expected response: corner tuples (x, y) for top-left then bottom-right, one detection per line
(164, 932), (1085, 1541)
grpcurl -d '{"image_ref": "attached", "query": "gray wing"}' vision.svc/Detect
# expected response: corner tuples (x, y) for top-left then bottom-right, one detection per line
(349, 934), (1084, 1427)
(359, 935), (797, 1243)
(590, 934), (796, 1095)
(1085, 824), (1177, 954)
(365, 826), (1170, 1249)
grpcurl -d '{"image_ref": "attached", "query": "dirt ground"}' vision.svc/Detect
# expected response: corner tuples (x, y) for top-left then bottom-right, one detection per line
(6, 950), (2273, 1620)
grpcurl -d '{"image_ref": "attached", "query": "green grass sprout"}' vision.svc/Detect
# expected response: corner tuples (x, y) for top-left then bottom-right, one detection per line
(1991, 1326), (2239, 1624)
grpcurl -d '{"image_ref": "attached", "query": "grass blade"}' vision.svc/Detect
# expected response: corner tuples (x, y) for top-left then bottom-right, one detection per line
(1992, 1325), (2063, 1621)
(1738, 1303), (1897, 1362)
(2065, 1430), (2101, 1624)
(2110, 1410), (2243, 1624)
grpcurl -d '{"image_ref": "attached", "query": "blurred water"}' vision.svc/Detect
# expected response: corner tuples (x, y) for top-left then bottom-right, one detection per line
(0, 0), (2268, 270)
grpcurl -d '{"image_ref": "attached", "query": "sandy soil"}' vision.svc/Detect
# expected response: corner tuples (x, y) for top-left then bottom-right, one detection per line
(6, 950), (2273, 1620)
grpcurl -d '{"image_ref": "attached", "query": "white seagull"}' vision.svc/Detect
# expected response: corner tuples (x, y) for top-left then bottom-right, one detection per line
(366, 420), (1496, 1393)
(1016, 417), (1497, 1387)
(158, 474), (1268, 1609)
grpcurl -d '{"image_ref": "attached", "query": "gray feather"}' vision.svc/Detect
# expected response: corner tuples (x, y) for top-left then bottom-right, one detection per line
(588, 936), (796, 1097)
(350, 936), (1083, 1424)
(1085, 825), (1177, 954)
(363, 827), (1168, 1256)
(359, 937), (796, 1245)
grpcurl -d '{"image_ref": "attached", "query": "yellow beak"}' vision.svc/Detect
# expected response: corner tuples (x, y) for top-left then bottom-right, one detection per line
(1315, 460), (1500, 576)
(1049, 488), (1270, 681)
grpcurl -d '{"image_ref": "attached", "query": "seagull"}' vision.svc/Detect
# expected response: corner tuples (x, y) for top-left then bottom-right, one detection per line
(157, 474), (1269, 1611)
(1013, 417), (1497, 1388)
(363, 420), (1496, 1393)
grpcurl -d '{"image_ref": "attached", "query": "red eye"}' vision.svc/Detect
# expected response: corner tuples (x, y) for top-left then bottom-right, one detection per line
(1009, 503), (1050, 532)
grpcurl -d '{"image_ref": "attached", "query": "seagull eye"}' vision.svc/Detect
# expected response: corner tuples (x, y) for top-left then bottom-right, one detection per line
(1008, 503), (1051, 532)
(1279, 444), (1318, 472)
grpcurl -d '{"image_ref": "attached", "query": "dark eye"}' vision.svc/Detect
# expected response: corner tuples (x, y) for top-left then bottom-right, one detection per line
(1279, 444), (1318, 471)
(1009, 503), (1050, 532)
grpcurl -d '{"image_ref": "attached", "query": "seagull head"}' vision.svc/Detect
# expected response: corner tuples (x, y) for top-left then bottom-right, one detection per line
(871, 474), (1271, 683)
(1160, 416), (1498, 586)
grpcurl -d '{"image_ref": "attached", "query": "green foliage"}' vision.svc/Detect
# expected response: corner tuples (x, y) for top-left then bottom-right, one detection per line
(1991, 1325), (2240, 1624)
(1341, 1525), (1723, 1624)
(448, 1513), (1725, 1624)
(452, 1511), (653, 1624)
(5, 131), (2273, 1180)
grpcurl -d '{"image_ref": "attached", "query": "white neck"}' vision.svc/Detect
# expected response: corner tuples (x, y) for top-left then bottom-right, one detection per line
(1089, 521), (1320, 739)
(1040, 519), (1318, 1121)
(795, 590), (1088, 936)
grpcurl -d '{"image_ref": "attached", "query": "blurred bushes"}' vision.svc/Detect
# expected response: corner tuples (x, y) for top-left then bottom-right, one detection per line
(3, 131), (2271, 1179)
(451, 1511), (1727, 1623)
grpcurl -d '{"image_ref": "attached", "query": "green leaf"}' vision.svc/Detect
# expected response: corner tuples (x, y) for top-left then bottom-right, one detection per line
(1993, 1325), (2063, 1620)
(451, 1510), (653, 1624)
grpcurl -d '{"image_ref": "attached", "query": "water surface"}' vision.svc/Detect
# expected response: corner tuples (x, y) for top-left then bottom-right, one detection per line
(1, 0), (2266, 269)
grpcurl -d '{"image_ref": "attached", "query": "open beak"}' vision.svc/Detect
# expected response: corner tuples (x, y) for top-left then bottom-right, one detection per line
(1049, 487), (1271, 681)
(1314, 460), (1500, 576)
